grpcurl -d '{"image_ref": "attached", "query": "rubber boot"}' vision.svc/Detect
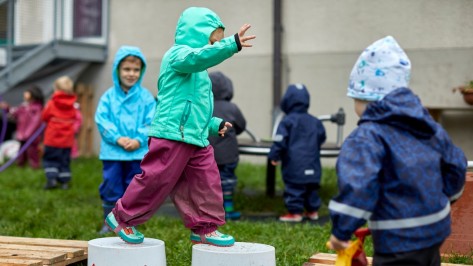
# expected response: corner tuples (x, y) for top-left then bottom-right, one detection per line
(223, 192), (241, 220)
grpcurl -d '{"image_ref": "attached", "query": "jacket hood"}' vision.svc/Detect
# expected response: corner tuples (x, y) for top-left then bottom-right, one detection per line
(52, 91), (77, 110)
(174, 7), (225, 48)
(281, 83), (310, 114)
(359, 87), (436, 138)
(112, 46), (147, 92)
(348, 36), (411, 101)
(209, 71), (233, 101)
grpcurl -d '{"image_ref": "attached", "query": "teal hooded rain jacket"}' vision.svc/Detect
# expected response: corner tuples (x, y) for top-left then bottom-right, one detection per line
(148, 7), (241, 147)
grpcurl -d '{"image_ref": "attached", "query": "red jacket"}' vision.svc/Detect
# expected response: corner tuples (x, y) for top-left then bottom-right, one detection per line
(41, 91), (77, 148)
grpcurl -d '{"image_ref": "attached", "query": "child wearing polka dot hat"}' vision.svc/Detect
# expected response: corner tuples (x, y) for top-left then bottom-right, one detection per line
(328, 36), (467, 265)
(347, 36), (411, 101)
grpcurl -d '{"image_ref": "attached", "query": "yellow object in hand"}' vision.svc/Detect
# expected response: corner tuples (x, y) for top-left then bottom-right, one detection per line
(326, 239), (363, 266)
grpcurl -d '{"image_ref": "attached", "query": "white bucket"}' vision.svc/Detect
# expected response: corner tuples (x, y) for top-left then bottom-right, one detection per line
(192, 242), (275, 266)
(88, 237), (166, 266)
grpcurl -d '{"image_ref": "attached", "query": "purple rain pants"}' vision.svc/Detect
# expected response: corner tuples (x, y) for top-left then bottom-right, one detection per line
(113, 137), (226, 235)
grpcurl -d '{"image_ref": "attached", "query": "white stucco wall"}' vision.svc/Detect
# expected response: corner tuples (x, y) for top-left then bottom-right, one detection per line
(81, 0), (473, 162)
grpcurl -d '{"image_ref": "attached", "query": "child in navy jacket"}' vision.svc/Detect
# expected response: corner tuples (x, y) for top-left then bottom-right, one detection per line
(328, 36), (467, 265)
(208, 71), (247, 220)
(268, 83), (326, 222)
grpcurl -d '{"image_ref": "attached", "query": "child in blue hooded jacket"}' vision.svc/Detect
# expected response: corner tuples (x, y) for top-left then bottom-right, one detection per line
(95, 46), (156, 234)
(328, 36), (467, 265)
(268, 83), (326, 222)
(104, 7), (255, 246)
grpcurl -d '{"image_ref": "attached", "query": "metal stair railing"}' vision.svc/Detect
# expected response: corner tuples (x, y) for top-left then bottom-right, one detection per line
(0, 40), (107, 94)
(0, 0), (109, 94)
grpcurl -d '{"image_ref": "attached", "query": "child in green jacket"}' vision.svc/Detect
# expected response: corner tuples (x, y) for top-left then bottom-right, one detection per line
(105, 7), (255, 246)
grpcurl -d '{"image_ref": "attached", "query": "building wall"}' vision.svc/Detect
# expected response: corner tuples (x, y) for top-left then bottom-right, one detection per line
(81, 0), (473, 163)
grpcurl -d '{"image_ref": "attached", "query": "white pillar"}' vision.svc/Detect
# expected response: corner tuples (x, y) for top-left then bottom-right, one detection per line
(192, 242), (275, 266)
(88, 237), (166, 266)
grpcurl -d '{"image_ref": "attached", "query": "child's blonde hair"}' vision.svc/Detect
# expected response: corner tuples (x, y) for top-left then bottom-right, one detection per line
(54, 76), (74, 93)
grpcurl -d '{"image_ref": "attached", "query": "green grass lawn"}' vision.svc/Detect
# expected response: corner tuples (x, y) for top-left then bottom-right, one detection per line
(0, 157), (471, 265)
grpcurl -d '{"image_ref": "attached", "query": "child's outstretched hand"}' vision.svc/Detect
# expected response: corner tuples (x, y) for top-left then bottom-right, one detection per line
(238, 24), (256, 48)
(219, 122), (233, 137)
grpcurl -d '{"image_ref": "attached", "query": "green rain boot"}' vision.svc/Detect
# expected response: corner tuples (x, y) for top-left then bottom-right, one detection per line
(223, 192), (241, 220)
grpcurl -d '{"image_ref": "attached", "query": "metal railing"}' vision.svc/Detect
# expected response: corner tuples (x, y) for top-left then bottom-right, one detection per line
(239, 108), (345, 158)
(0, 0), (109, 92)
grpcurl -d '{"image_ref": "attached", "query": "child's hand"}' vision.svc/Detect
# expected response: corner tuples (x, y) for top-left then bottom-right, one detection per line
(117, 137), (131, 148)
(124, 139), (140, 151)
(238, 24), (256, 48)
(271, 160), (279, 166)
(328, 234), (349, 251)
(0, 101), (9, 109)
(218, 122), (233, 137)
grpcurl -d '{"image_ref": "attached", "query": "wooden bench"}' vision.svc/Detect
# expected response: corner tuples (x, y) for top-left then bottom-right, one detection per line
(303, 253), (470, 266)
(0, 236), (88, 266)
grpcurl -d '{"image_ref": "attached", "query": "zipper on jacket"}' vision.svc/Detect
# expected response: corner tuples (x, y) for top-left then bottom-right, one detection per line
(180, 100), (192, 140)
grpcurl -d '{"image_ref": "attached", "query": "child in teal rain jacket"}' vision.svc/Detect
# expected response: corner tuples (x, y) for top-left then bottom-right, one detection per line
(95, 46), (156, 234)
(104, 7), (255, 246)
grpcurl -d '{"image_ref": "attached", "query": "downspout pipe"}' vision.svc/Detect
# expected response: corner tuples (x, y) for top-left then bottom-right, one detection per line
(272, 0), (282, 116)
(266, 0), (283, 197)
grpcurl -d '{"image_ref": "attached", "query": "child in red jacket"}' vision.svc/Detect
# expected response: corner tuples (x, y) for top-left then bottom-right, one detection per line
(41, 76), (77, 190)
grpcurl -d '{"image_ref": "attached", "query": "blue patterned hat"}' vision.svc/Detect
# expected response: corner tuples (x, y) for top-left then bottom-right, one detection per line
(347, 36), (411, 101)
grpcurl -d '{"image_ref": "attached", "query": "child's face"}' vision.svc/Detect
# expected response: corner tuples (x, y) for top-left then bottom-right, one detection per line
(23, 91), (32, 102)
(354, 99), (368, 117)
(209, 28), (224, 45)
(118, 57), (142, 92)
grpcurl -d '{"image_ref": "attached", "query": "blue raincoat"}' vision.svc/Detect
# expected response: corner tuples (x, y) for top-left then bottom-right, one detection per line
(268, 84), (326, 184)
(95, 46), (156, 160)
(329, 88), (467, 254)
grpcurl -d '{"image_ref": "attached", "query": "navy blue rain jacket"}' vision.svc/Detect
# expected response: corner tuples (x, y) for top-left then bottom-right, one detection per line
(268, 84), (326, 184)
(329, 88), (467, 254)
(208, 71), (246, 165)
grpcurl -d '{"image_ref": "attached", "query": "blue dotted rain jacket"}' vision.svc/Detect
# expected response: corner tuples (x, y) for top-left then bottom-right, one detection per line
(329, 88), (467, 254)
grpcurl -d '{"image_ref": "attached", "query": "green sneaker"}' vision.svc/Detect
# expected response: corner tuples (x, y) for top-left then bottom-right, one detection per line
(105, 212), (144, 244)
(190, 230), (235, 247)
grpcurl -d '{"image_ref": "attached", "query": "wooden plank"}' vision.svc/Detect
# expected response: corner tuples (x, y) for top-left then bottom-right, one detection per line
(0, 236), (88, 252)
(441, 264), (473, 266)
(309, 253), (336, 264)
(303, 263), (332, 266)
(0, 244), (84, 258)
(0, 249), (66, 265)
(0, 258), (43, 266)
(308, 253), (472, 266)
(309, 252), (373, 265)
(63, 254), (88, 265)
